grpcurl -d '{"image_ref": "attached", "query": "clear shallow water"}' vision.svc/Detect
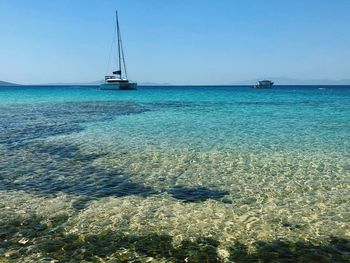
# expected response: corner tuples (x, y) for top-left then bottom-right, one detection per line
(0, 85), (349, 262)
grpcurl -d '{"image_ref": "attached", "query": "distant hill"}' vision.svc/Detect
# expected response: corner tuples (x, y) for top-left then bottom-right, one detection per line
(0, 80), (19, 86)
(139, 82), (173, 86)
(1, 79), (173, 86)
(44, 80), (103, 86)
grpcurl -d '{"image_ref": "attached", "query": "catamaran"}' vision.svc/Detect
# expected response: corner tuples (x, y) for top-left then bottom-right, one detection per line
(101, 11), (137, 90)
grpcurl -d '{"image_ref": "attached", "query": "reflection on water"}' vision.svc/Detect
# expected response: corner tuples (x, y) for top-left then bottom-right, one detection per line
(0, 88), (349, 262)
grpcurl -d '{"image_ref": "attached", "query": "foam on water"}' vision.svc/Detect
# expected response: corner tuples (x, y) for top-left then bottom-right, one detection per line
(0, 85), (349, 261)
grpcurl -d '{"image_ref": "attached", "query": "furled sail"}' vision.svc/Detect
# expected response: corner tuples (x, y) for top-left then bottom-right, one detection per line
(113, 70), (121, 75)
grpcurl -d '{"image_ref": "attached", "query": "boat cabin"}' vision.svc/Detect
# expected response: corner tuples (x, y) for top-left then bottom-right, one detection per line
(104, 76), (128, 83)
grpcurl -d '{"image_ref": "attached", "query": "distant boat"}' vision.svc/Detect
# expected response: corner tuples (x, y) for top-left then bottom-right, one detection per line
(100, 11), (137, 90)
(253, 80), (274, 89)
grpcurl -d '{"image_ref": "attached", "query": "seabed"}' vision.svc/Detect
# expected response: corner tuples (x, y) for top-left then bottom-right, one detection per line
(0, 86), (349, 262)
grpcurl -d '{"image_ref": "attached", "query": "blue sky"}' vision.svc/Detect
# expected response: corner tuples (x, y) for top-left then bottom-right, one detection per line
(1, 0), (349, 84)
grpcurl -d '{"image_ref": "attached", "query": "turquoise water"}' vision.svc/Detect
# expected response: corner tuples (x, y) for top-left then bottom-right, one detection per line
(0, 85), (349, 262)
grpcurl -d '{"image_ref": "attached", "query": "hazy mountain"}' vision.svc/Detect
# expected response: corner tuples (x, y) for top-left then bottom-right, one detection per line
(0, 80), (19, 86)
(44, 80), (103, 86)
(139, 82), (173, 86)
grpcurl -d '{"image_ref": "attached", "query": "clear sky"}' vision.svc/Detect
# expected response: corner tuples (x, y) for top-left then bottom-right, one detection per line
(1, 0), (349, 85)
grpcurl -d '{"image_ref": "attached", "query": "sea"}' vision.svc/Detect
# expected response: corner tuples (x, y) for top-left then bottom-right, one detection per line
(0, 85), (349, 262)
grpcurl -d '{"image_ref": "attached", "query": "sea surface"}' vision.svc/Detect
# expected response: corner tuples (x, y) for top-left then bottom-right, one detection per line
(0, 85), (349, 262)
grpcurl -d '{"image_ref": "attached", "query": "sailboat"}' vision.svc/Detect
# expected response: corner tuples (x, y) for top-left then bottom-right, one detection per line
(100, 11), (137, 90)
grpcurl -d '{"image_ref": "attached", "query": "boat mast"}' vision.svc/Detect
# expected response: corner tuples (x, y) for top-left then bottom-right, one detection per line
(116, 11), (122, 79)
(120, 28), (128, 80)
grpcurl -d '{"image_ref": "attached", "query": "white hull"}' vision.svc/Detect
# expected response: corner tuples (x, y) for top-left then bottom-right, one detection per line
(100, 82), (137, 90)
